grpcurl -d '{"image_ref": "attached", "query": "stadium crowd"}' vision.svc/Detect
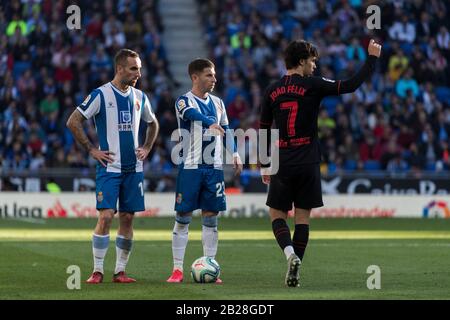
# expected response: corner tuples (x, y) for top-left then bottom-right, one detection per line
(1, 0), (450, 192)
(197, 0), (450, 174)
(0, 0), (178, 180)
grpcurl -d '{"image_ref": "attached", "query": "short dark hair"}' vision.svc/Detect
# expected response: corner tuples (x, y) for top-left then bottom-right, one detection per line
(188, 58), (215, 78)
(114, 49), (139, 72)
(284, 40), (319, 69)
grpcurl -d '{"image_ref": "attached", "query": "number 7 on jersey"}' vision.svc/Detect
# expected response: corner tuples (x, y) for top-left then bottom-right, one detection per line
(280, 101), (299, 137)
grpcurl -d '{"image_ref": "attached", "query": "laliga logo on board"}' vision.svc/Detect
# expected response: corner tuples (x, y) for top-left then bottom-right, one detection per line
(422, 200), (450, 218)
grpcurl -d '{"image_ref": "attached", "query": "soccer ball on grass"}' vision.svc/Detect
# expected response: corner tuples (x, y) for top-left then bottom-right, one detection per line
(191, 256), (220, 283)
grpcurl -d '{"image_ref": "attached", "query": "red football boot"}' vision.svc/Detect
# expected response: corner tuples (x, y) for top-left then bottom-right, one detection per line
(112, 271), (136, 283)
(215, 278), (223, 284)
(166, 269), (183, 283)
(86, 272), (103, 284)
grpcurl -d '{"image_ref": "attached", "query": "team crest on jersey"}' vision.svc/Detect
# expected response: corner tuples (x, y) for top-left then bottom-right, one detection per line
(118, 111), (132, 131)
(322, 77), (335, 83)
(81, 95), (91, 106)
(97, 192), (103, 202)
(177, 99), (186, 111)
(176, 193), (182, 204)
(120, 111), (131, 123)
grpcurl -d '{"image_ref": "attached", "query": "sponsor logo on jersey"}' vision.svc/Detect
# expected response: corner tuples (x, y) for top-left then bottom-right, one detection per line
(118, 111), (132, 131)
(81, 94), (91, 106)
(118, 124), (132, 131)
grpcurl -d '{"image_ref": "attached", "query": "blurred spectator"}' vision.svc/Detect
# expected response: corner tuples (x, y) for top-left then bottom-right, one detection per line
(436, 26), (450, 51)
(105, 25), (126, 50)
(338, 133), (359, 164)
(346, 37), (366, 62)
(16, 69), (36, 99)
(396, 68), (420, 98)
(386, 154), (409, 173)
(359, 134), (383, 162)
(6, 14), (27, 36)
(86, 13), (103, 39)
(90, 45), (113, 77)
(103, 14), (124, 39)
(416, 12), (432, 41)
(419, 126), (442, 166)
(123, 12), (142, 47)
(388, 48), (409, 82)
(397, 124), (415, 150)
(39, 93), (59, 116)
(388, 14), (416, 43)
(227, 94), (250, 129)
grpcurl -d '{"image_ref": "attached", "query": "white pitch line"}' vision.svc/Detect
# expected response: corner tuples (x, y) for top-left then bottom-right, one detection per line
(8, 218), (47, 225)
(138, 242), (450, 248)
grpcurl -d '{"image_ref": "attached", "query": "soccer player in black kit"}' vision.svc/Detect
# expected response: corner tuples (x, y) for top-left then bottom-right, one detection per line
(259, 39), (382, 287)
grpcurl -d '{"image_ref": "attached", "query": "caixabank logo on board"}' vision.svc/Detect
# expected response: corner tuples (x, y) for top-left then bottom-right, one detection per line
(422, 201), (450, 218)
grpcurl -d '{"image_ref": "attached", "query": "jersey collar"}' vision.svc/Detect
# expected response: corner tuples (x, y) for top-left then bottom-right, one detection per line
(110, 82), (131, 97)
(190, 91), (210, 104)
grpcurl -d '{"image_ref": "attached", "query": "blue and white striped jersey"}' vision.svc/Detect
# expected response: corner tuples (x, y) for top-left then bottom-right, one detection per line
(77, 82), (156, 173)
(175, 91), (229, 169)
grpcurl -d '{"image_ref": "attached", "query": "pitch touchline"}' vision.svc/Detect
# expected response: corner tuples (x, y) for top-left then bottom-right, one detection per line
(2, 230), (450, 241)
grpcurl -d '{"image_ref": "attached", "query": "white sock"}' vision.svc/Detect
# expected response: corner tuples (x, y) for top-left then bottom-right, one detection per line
(202, 225), (218, 258)
(284, 246), (295, 260)
(92, 234), (110, 274)
(172, 221), (189, 272)
(114, 235), (133, 274)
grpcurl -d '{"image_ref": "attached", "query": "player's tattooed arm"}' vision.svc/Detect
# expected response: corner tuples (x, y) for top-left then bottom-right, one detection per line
(66, 110), (94, 152)
(136, 118), (159, 160)
(143, 118), (159, 150)
(66, 109), (115, 167)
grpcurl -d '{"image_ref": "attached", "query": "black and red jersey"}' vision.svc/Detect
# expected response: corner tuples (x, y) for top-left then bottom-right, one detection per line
(259, 55), (377, 175)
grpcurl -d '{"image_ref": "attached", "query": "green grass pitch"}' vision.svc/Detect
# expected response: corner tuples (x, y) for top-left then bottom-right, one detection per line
(1, 217), (450, 300)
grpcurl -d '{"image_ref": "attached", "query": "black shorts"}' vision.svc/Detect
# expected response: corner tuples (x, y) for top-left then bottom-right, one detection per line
(266, 163), (323, 211)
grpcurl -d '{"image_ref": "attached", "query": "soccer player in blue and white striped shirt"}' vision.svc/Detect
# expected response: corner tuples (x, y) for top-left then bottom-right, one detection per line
(167, 59), (243, 283)
(67, 49), (159, 284)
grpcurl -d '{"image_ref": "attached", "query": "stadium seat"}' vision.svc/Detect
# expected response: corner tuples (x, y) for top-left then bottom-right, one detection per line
(435, 86), (450, 105)
(321, 97), (341, 117)
(281, 14), (298, 40)
(13, 61), (31, 80)
(240, 171), (251, 186)
(343, 160), (357, 171)
(304, 29), (313, 40)
(399, 42), (413, 56)
(310, 19), (328, 31)
(363, 160), (381, 171)
(425, 162), (436, 171)
(327, 162), (337, 174)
